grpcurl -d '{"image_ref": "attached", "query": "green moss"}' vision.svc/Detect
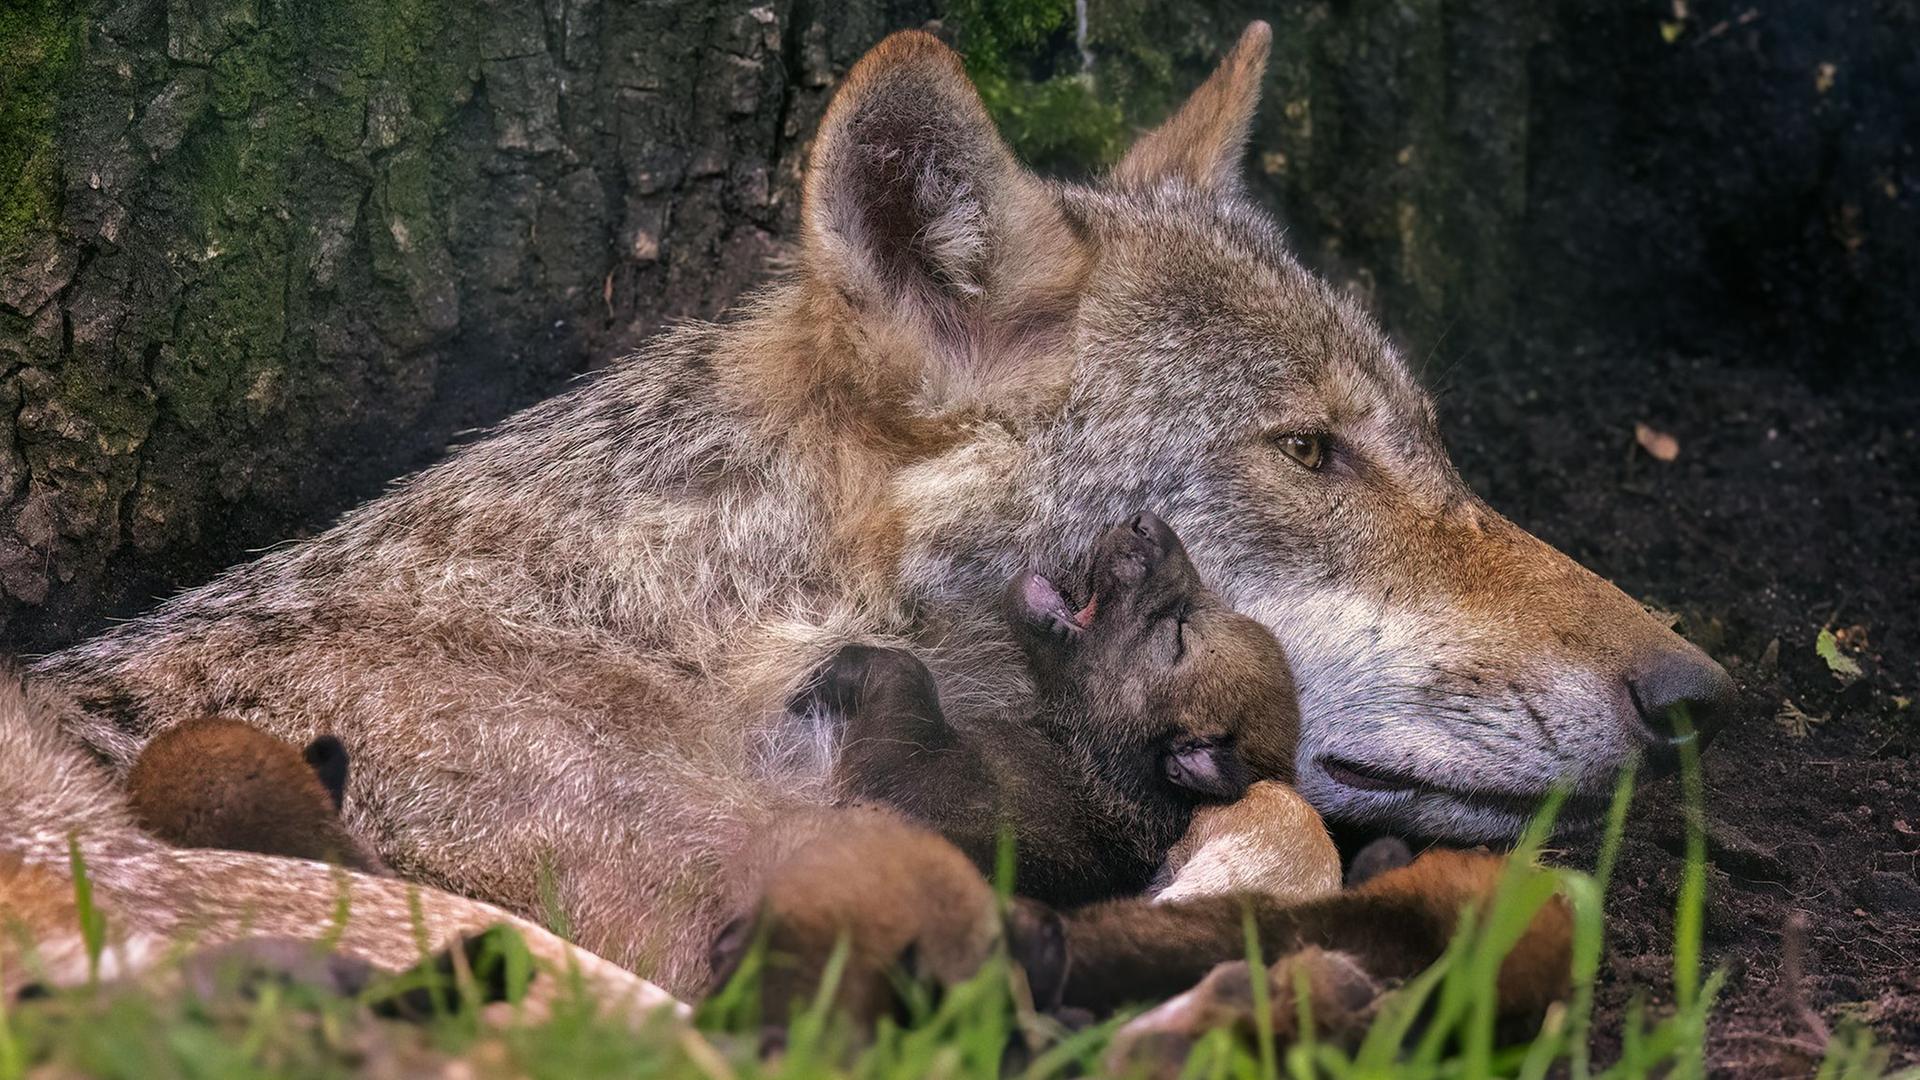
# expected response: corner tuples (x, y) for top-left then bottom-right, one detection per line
(0, 0), (80, 261)
(155, 0), (477, 424)
(947, 0), (1129, 172)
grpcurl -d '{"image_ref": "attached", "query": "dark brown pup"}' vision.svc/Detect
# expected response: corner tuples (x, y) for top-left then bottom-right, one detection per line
(799, 511), (1298, 907)
(126, 718), (387, 874)
(743, 512), (1568, 1030)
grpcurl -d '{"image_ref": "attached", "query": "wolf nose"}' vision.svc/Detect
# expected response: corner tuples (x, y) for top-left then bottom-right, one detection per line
(1626, 642), (1736, 769)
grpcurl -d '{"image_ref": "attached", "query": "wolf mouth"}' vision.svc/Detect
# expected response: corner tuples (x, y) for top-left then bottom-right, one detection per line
(1318, 756), (1606, 820)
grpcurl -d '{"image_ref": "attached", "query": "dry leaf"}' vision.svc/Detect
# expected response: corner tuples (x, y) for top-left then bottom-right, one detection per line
(1635, 423), (1680, 461)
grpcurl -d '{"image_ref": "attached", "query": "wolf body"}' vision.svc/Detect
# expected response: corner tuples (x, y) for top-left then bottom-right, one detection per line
(0, 674), (675, 1014)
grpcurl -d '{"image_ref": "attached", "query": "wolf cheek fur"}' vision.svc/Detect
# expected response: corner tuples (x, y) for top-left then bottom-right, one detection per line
(31, 21), (1721, 990)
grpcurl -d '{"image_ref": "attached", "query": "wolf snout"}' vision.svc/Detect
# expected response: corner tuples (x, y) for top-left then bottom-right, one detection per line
(1623, 640), (1737, 771)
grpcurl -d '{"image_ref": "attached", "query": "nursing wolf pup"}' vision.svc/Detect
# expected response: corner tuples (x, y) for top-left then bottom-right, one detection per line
(804, 511), (1298, 905)
(31, 22), (1726, 994)
(126, 717), (388, 874)
(0, 673), (673, 1015)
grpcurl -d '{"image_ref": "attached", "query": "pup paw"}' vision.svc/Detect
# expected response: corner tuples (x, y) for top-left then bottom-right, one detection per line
(1103, 947), (1380, 1077)
(709, 807), (1067, 1029)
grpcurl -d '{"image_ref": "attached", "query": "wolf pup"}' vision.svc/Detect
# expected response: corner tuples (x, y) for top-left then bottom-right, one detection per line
(800, 512), (1300, 906)
(126, 717), (388, 874)
(730, 806), (1569, 1024)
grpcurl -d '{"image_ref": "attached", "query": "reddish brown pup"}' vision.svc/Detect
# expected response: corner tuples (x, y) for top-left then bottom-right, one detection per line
(126, 717), (387, 874)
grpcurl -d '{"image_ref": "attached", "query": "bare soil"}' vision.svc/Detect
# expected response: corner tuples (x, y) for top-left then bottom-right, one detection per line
(1442, 346), (1920, 1072)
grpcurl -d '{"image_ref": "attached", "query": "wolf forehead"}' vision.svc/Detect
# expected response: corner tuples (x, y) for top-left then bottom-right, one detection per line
(1046, 192), (1441, 469)
(1013, 205), (1443, 507)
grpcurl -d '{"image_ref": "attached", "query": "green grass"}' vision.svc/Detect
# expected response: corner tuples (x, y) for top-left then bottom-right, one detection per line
(3, 743), (1911, 1079)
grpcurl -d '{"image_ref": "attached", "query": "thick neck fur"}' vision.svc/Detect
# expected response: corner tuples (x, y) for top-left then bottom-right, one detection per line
(0, 674), (150, 867)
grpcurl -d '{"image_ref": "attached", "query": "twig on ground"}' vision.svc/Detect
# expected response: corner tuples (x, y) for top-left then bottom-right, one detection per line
(1780, 913), (1830, 1049)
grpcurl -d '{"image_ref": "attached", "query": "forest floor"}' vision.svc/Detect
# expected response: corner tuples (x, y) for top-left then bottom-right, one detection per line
(1442, 345), (1920, 1072)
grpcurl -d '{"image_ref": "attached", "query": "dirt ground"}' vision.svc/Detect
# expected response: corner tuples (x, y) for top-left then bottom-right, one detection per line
(1439, 345), (1920, 1071)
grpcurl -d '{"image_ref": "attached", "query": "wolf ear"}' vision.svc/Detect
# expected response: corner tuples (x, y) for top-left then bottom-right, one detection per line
(1163, 737), (1251, 801)
(1112, 22), (1271, 195)
(803, 31), (1085, 380)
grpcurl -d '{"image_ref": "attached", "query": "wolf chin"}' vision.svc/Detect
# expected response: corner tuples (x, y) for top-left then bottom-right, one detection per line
(26, 24), (1731, 993)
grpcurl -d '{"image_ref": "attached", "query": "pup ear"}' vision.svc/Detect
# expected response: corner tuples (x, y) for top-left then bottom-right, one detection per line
(802, 31), (1087, 393)
(707, 913), (759, 995)
(1345, 836), (1415, 888)
(1163, 738), (1251, 801)
(1005, 571), (1086, 645)
(303, 735), (349, 811)
(1112, 22), (1271, 195)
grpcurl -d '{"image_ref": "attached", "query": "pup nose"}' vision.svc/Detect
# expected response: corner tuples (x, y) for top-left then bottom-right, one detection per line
(1626, 641), (1736, 767)
(1128, 511), (1175, 549)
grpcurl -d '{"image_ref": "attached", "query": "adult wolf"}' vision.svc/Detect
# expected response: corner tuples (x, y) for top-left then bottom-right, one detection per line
(29, 24), (1729, 994)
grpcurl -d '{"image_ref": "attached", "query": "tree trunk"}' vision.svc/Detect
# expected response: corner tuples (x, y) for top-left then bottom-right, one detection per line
(0, 0), (934, 650)
(1087, 0), (1914, 376)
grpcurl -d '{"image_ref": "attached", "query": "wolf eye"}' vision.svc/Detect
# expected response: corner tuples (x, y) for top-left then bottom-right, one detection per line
(1272, 433), (1327, 470)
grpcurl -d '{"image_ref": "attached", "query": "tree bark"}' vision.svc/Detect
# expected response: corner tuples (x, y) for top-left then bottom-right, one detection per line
(0, 0), (934, 650)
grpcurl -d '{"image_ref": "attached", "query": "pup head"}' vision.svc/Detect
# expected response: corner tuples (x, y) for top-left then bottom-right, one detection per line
(1007, 511), (1297, 798)
(126, 717), (388, 874)
(708, 807), (1068, 1034)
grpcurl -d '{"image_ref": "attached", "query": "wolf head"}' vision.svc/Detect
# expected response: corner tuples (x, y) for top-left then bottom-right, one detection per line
(795, 25), (1734, 842)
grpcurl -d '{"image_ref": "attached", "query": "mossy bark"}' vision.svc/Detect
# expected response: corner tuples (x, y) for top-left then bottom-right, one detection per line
(0, 0), (934, 649)
(1088, 0), (1914, 376)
